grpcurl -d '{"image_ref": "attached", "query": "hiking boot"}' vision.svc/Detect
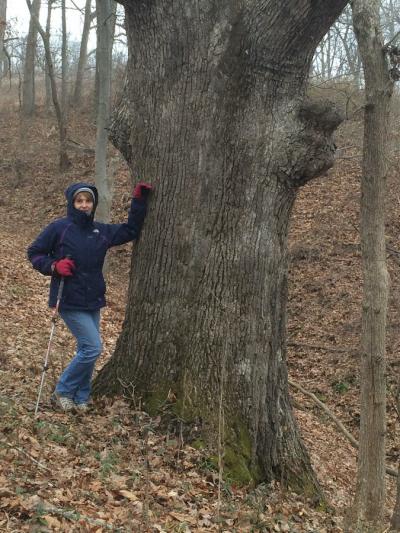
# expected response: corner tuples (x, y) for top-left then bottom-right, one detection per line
(51, 393), (75, 412)
(75, 403), (89, 413)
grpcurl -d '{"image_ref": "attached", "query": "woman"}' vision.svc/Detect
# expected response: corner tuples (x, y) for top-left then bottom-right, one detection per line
(28, 181), (152, 412)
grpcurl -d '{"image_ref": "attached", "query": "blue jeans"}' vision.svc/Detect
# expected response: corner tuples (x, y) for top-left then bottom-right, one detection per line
(55, 309), (102, 404)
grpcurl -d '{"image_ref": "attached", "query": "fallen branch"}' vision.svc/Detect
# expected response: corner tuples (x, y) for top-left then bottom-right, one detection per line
(0, 439), (51, 472)
(34, 503), (124, 532)
(288, 379), (397, 478)
(66, 138), (95, 154)
(288, 342), (358, 354)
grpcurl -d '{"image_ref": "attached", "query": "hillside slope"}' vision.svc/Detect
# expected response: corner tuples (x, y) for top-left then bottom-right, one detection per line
(0, 102), (398, 531)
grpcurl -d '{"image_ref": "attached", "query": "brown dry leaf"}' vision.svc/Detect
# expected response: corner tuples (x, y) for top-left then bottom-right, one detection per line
(0, 487), (14, 497)
(89, 480), (104, 491)
(42, 514), (62, 529)
(21, 494), (44, 511)
(118, 489), (139, 501)
(198, 516), (212, 527)
(0, 497), (20, 510)
(169, 511), (197, 525)
(27, 435), (40, 447)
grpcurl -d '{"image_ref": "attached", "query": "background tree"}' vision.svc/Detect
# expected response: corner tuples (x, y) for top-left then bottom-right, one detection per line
(345, 0), (396, 530)
(26, 0), (70, 169)
(312, 6), (360, 82)
(22, 0), (40, 115)
(381, 0), (400, 40)
(94, 0), (116, 223)
(61, 0), (68, 117)
(94, 0), (348, 491)
(44, 0), (55, 110)
(0, 0), (6, 82)
(311, 1), (400, 85)
(72, 0), (93, 106)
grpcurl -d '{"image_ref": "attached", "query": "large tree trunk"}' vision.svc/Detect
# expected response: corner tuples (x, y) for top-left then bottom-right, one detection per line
(345, 1), (393, 531)
(22, 0), (41, 116)
(94, 0), (347, 489)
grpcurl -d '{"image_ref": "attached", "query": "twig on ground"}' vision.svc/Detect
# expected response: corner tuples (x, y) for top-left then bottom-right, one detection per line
(141, 426), (151, 532)
(34, 503), (124, 531)
(288, 379), (397, 478)
(288, 342), (358, 354)
(0, 438), (51, 472)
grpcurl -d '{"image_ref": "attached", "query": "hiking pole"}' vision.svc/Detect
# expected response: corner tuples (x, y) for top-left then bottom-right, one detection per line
(34, 276), (65, 417)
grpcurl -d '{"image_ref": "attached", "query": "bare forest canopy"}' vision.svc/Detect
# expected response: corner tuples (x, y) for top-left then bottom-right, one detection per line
(2, 2), (400, 92)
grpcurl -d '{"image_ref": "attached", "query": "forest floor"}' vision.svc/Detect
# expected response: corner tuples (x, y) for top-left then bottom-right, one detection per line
(0, 89), (399, 532)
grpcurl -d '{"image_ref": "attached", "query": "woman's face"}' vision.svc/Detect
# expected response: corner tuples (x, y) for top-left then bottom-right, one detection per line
(74, 192), (94, 214)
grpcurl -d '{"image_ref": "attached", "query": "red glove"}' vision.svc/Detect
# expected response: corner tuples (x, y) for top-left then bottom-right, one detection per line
(133, 182), (153, 200)
(53, 258), (75, 277)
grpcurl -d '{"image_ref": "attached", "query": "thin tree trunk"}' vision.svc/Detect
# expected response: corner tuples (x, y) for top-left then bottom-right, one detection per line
(94, 0), (115, 223)
(0, 0), (6, 84)
(72, 0), (92, 106)
(61, 0), (67, 116)
(387, 0), (396, 40)
(44, 0), (53, 110)
(93, 0), (348, 494)
(25, 0), (70, 170)
(335, 23), (361, 85)
(346, 0), (393, 531)
(22, 0), (40, 116)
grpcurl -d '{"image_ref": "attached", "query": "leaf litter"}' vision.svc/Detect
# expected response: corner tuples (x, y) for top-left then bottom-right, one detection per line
(0, 102), (399, 531)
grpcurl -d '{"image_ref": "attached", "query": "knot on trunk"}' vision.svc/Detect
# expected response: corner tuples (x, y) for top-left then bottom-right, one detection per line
(298, 98), (343, 135)
(109, 94), (134, 166)
(277, 98), (344, 188)
(387, 45), (400, 81)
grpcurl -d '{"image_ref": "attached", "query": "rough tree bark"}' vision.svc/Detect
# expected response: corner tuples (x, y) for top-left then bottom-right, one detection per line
(94, 0), (348, 490)
(345, 0), (394, 531)
(22, 0), (41, 115)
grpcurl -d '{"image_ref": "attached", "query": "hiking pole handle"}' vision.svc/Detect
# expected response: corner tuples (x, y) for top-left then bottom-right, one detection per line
(54, 254), (71, 311)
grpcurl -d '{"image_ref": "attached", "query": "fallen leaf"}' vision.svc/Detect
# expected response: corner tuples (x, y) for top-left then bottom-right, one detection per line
(119, 489), (139, 501)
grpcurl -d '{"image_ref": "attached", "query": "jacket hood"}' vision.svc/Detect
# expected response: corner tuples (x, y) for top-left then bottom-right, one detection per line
(65, 182), (98, 225)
